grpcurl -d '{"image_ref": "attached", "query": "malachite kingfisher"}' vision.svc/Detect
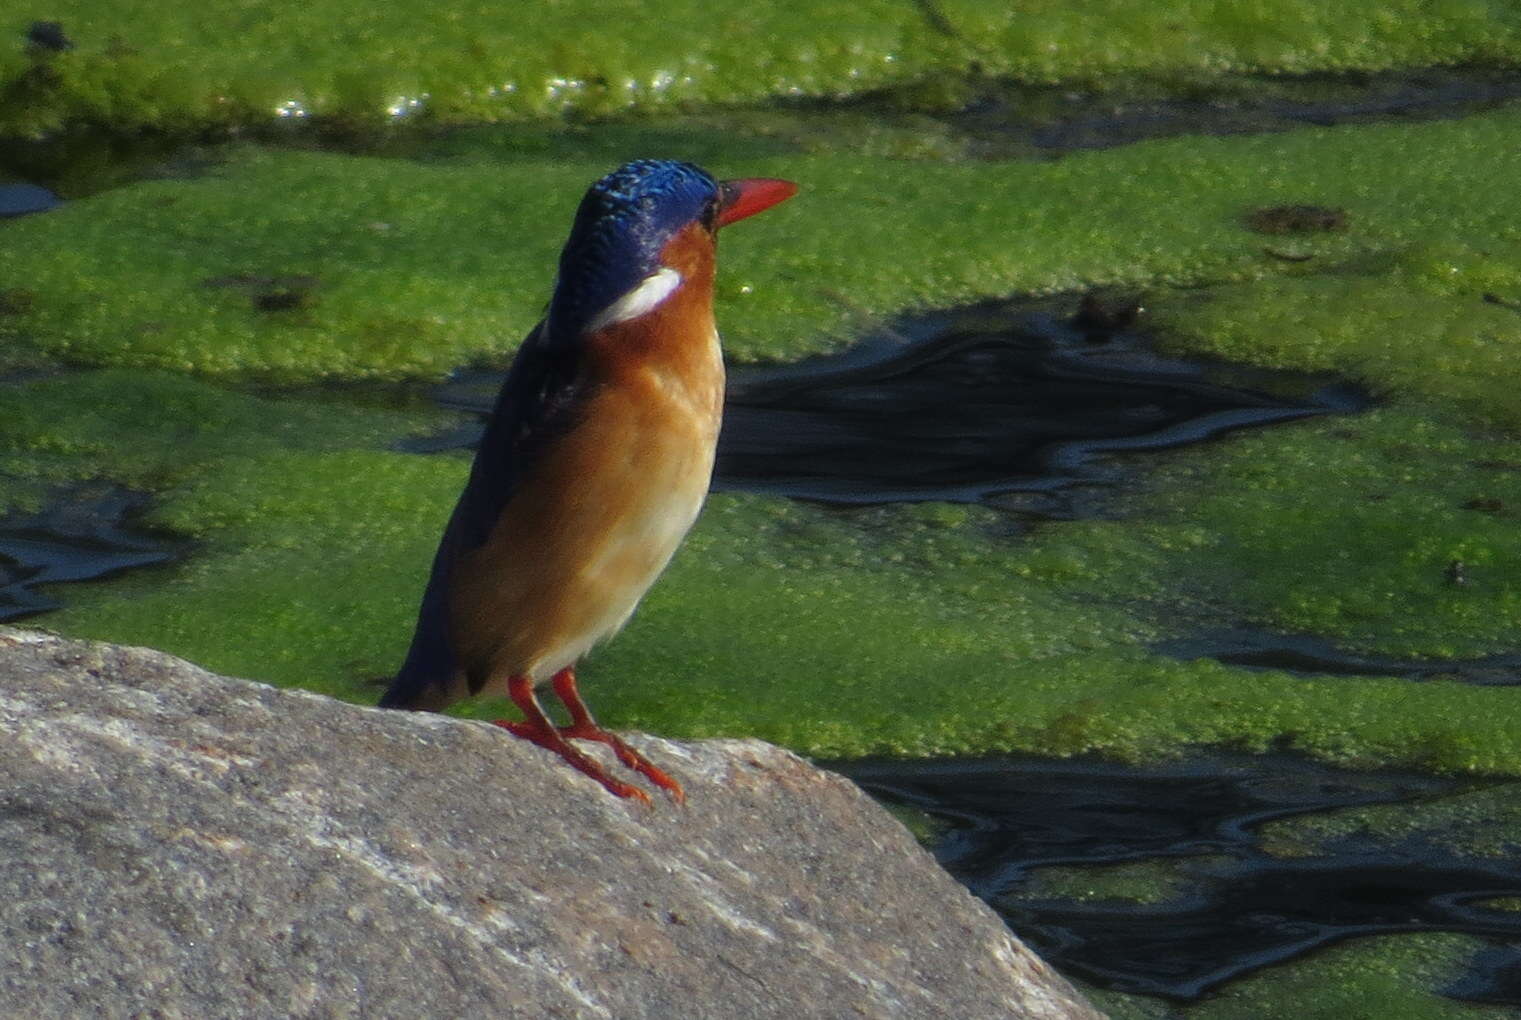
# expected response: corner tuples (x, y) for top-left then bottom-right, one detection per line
(380, 160), (797, 804)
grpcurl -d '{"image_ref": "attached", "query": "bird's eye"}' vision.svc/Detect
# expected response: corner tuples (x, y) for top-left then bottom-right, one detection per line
(700, 196), (721, 233)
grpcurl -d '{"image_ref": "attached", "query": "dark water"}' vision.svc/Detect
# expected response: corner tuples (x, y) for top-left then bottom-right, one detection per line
(9, 68), (1520, 199)
(0, 488), (180, 621)
(1159, 628), (1521, 687)
(421, 295), (1367, 510)
(1448, 943), (1521, 1006)
(0, 182), (59, 218)
(832, 755), (1521, 1002)
(718, 299), (1364, 505)
(6, 61), (1519, 1011)
(939, 68), (1521, 159)
(1, 294), (1366, 621)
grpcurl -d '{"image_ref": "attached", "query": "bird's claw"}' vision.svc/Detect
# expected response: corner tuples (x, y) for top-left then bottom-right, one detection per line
(493, 718), (673, 804)
(560, 723), (686, 804)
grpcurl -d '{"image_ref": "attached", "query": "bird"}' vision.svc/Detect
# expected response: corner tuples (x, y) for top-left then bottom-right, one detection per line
(380, 160), (797, 803)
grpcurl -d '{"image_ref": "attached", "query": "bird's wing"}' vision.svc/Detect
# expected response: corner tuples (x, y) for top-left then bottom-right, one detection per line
(381, 321), (586, 709)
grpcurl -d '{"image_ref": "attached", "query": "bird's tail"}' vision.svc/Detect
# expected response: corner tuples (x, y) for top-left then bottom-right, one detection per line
(378, 667), (456, 712)
(379, 567), (461, 712)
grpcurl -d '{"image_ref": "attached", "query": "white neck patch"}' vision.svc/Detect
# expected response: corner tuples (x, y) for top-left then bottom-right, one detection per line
(585, 267), (683, 333)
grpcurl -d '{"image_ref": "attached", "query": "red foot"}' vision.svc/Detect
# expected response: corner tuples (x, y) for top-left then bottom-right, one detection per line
(557, 721), (686, 803)
(553, 668), (685, 804)
(492, 670), (684, 804)
(493, 717), (651, 804)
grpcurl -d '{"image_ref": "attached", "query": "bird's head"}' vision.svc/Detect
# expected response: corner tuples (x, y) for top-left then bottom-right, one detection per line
(547, 160), (796, 339)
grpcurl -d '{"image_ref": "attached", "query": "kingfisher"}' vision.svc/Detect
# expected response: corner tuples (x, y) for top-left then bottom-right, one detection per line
(379, 160), (797, 804)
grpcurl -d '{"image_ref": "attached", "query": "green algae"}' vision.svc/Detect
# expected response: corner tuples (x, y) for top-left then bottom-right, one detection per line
(6, 104), (1521, 390)
(20, 375), (1517, 773)
(1155, 241), (1521, 429)
(1006, 858), (1200, 907)
(1116, 405), (1521, 660)
(1259, 781), (1521, 861)
(0, 143), (802, 380)
(6, 121), (1518, 762)
(1093, 934), (1515, 1020)
(6, 22), (1521, 1016)
(7, 2), (1521, 135)
(875, 800), (946, 847)
(0, 368), (449, 495)
(1181, 933), (1513, 1020)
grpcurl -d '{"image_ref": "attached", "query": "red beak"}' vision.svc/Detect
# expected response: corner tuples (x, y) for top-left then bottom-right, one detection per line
(716, 177), (798, 227)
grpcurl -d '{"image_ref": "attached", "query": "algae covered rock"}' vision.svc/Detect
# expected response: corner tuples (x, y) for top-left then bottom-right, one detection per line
(8, 0), (1521, 134)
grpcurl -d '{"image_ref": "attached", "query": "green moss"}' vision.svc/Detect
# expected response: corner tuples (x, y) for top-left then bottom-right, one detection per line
(30, 393), (1521, 772)
(874, 800), (947, 847)
(0, 369), (449, 494)
(4, 106), (1521, 386)
(1184, 933), (1510, 1020)
(1116, 405), (1521, 659)
(1260, 782), (1521, 860)
(1092, 932), (1521, 1019)
(1155, 241), (1521, 429)
(7, 2), (1521, 134)
(1007, 858), (1200, 906)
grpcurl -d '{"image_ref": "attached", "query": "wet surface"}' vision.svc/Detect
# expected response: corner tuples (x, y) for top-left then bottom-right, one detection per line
(0, 132), (223, 202)
(832, 755), (1521, 1002)
(937, 67), (1521, 158)
(418, 295), (1367, 509)
(7, 69), (1521, 199)
(1158, 628), (1521, 686)
(0, 182), (60, 218)
(0, 488), (181, 621)
(3, 50), (1518, 1014)
(1448, 942), (1521, 1006)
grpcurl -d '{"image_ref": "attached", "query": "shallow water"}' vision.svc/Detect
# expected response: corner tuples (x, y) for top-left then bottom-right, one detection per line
(0, 295), (1367, 627)
(423, 294), (1367, 509)
(833, 755), (1521, 1002)
(4, 68), (1518, 1011)
(1158, 627), (1521, 687)
(0, 488), (180, 621)
(937, 68), (1521, 158)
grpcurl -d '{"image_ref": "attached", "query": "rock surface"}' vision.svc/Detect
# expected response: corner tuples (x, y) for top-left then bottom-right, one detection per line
(0, 627), (1102, 1019)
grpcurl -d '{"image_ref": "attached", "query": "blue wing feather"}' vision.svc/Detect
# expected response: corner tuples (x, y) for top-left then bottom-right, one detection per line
(379, 322), (584, 709)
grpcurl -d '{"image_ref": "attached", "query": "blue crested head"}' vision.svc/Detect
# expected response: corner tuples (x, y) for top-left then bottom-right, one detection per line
(549, 160), (720, 339)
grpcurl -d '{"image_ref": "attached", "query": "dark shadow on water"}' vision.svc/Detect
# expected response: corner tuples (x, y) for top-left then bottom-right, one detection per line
(1447, 943), (1521, 1007)
(416, 294), (1368, 511)
(718, 298), (1365, 505)
(8, 68), (1521, 197)
(1158, 628), (1521, 686)
(830, 755), (1521, 1002)
(0, 488), (182, 621)
(899, 67), (1521, 159)
(0, 182), (60, 218)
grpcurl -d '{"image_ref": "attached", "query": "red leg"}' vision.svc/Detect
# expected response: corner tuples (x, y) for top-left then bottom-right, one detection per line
(551, 668), (685, 804)
(494, 674), (650, 804)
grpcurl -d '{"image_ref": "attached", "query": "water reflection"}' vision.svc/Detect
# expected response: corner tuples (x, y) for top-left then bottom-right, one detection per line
(422, 295), (1368, 510)
(834, 755), (1521, 1002)
(0, 488), (180, 621)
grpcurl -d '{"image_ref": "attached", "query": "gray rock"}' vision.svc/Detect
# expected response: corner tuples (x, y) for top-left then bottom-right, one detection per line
(0, 627), (1102, 1019)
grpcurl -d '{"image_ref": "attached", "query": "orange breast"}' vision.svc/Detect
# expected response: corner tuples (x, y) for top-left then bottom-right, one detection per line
(448, 265), (724, 692)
